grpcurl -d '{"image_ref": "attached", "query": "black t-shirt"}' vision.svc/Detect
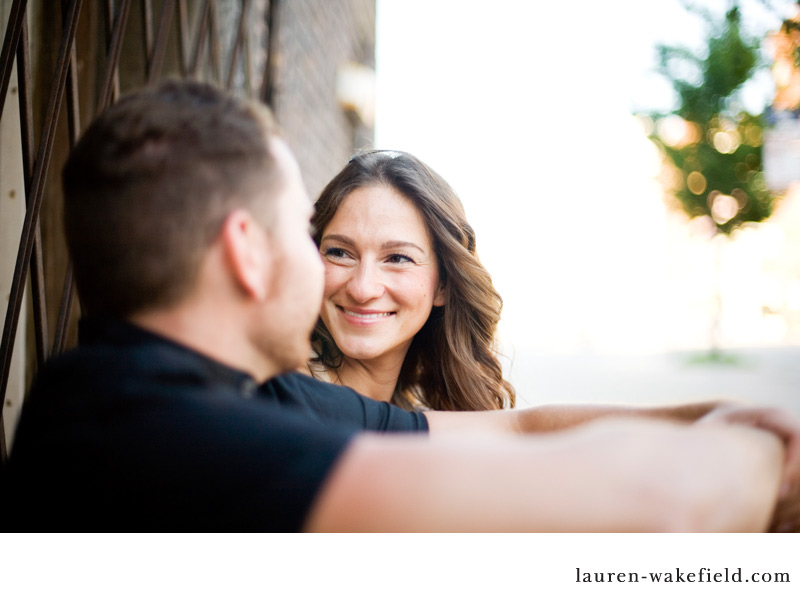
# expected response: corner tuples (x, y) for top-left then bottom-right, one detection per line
(4, 319), (427, 532)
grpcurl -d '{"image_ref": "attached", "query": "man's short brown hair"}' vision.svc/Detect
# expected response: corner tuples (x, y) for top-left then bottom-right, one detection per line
(63, 80), (282, 318)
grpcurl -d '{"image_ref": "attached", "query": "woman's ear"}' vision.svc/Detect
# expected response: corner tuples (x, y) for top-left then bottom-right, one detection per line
(220, 209), (271, 301)
(433, 283), (447, 307)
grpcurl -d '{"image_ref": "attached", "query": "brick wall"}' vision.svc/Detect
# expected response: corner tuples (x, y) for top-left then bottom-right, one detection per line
(271, 0), (375, 199)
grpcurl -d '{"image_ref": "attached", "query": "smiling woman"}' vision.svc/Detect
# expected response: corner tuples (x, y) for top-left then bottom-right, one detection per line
(307, 150), (516, 411)
(318, 184), (445, 371)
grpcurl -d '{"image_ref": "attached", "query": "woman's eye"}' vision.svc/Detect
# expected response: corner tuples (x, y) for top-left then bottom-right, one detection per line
(386, 253), (414, 264)
(323, 247), (349, 259)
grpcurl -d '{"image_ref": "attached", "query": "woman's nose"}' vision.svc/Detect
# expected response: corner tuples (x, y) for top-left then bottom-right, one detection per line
(345, 263), (385, 302)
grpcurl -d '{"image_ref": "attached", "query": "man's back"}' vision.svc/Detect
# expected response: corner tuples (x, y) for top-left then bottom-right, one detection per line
(6, 319), (425, 531)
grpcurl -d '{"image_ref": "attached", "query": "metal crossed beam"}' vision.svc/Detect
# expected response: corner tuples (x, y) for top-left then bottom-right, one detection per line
(0, 0), (276, 463)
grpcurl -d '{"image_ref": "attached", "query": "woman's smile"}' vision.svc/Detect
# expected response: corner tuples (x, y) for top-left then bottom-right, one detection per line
(338, 306), (396, 325)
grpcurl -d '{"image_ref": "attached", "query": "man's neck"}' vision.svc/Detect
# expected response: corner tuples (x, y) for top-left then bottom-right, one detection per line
(129, 304), (280, 383)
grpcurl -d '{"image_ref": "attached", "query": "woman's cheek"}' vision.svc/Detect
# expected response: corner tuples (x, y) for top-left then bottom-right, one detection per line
(323, 264), (348, 295)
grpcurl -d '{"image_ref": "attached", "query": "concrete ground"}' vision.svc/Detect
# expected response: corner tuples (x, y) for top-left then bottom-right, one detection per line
(508, 346), (800, 416)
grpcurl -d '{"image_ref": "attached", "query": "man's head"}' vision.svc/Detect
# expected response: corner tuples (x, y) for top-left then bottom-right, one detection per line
(64, 80), (285, 317)
(63, 80), (323, 375)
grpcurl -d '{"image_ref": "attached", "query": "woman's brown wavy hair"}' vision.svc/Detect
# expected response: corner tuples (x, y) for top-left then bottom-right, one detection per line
(311, 150), (515, 411)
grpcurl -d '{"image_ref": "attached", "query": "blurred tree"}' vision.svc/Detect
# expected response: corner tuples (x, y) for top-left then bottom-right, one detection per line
(642, 1), (799, 357)
(646, 2), (777, 235)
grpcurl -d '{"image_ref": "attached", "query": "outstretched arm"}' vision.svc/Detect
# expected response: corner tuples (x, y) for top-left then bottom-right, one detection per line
(425, 400), (800, 511)
(424, 401), (722, 435)
(305, 418), (783, 532)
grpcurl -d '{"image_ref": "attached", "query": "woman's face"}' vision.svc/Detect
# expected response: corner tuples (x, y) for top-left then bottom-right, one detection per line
(318, 184), (445, 368)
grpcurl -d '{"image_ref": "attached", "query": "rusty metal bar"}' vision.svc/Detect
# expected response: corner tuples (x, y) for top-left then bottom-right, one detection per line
(176, 0), (189, 76)
(16, 13), (49, 367)
(61, 0), (81, 135)
(98, 0), (132, 111)
(52, 262), (75, 356)
(51, 20), (83, 357)
(142, 0), (154, 71)
(0, 0), (84, 463)
(208, 0), (221, 85)
(189, 0), (211, 77)
(146, 0), (175, 86)
(104, 0), (120, 101)
(64, 39), (81, 153)
(242, 1), (253, 96)
(225, 0), (250, 90)
(260, 0), (278, 106)
(0, 0), (27, 122)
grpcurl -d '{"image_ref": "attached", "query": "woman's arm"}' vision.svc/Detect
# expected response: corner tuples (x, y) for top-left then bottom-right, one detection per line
(424, 401), (722, 434)
(305, 418), (783, 532)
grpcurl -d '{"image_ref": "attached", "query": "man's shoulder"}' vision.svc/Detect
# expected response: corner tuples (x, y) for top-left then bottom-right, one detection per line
(26, 339), (199, 405)
(262, 372), (429, 433)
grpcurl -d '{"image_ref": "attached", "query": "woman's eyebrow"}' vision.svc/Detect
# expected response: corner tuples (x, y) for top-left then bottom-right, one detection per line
(381, 240), (425, 253)
(320, 234), (355, 246)
(321, 235), (425, 253)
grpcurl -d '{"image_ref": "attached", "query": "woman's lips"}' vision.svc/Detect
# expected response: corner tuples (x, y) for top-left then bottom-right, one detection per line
(336, 305), (395, 324)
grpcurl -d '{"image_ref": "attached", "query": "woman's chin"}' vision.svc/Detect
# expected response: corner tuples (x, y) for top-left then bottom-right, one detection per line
(339, 345), (385, 363)
(337, 341), (410, 367)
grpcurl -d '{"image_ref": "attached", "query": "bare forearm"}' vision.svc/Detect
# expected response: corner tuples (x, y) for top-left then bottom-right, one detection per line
(512, 401), (724, 432)
(424, 401), (724, 435)
(306, 418), (782, 532)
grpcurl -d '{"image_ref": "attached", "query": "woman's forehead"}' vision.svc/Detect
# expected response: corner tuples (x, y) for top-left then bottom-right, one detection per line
(324, 184), (433, 246)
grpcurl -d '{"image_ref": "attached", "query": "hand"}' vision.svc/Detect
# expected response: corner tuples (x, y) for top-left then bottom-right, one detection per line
(698, 404), (800, 503)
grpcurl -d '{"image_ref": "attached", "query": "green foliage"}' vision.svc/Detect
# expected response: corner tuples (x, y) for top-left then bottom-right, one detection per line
(646, 3), (777, 235)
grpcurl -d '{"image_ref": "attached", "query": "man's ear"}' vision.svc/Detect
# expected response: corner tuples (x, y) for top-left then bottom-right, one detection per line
(433, 283), (447, 307)
(220, 209), (271, 300)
